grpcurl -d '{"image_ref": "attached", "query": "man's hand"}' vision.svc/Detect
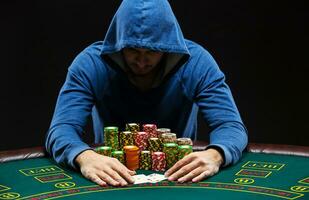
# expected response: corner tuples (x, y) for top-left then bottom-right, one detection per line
(75, 150), (136, 186)
(164, 148), (224, 183)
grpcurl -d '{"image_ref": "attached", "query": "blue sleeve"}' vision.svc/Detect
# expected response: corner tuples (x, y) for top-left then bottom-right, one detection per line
(45, 52), (98, 169)
(193, 49), (248, 166)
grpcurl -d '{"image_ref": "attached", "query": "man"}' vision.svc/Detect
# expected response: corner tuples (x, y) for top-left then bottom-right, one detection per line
(46, 0), (248, 187)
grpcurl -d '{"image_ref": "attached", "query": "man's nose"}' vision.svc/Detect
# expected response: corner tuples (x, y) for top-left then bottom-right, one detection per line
(136, 55), (148, 68)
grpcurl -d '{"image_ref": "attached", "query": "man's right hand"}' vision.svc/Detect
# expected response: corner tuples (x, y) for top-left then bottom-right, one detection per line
(75, 150), (136, 186)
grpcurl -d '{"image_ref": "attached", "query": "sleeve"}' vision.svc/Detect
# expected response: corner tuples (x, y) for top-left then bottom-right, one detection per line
(45, 52), (98, 169)
(193, 50), (248, 166)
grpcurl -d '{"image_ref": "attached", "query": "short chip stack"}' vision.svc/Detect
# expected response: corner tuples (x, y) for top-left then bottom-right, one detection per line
(151, 152), (166, 171)
(104, 127), (119, 150)
(123, 145), (139, 171)
(139, 150), (152, 170)
(160, 133), (177, 144)
(111, 150), (125, 164)
(176, 138), (193, 146)
(95, 146), (112, 157)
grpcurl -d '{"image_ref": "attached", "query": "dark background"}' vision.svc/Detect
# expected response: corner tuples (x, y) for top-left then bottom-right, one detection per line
(0, 0), (308, 151)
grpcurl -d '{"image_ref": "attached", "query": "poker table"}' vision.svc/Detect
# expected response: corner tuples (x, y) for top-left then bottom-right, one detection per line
(1, 142), (308, 200)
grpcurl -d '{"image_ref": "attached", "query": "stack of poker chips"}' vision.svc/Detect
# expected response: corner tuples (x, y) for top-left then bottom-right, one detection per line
(134, 131), (149, 151)
(177, 138), (193, 146)
(123, 145), (140, 170)
(178, 145), (193, 160)
(151, 152), (166, 171)
(111, 150), (125, 164)
(96, 124), (194, 171)
(95, 146), (112, 157)
(163, 143), (179, 169)
(143, 124), (157, 138)
(148, 137), (162, 152)
(119, 131), (134, 149)
(139, 150), (152, 170)
(104, 127), (119, 150)
(156, 128), (171, 138)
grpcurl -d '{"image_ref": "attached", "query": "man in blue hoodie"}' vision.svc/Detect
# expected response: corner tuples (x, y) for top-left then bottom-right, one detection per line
(46, 0), (248, 187)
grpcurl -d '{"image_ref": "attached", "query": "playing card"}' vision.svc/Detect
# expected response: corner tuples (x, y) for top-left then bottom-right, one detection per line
(132, 174), (149, 184)
(147, 173), (167, 183)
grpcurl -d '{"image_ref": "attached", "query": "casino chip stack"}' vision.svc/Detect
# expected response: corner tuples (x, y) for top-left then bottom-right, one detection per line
(148, 137), (161, 152)
(119, 131), (134, 149)
(139, 150), (152, 170)
(104, 127), (119, 150)
(111, 150), (125, 164)
(134, 131), (149, 151)
(176, 138), (193, 146)
(143, 124), (157, 138)
(95, 146), (112, 157)
(123, 145), (140, 170)
(160, 133), (177, 144)
(178, 145), (193, 160)
(163, 143), (179, 169)
(151, 152), (166, 171)
(156, 128), (171, 138)
(125, 123), (140, 133)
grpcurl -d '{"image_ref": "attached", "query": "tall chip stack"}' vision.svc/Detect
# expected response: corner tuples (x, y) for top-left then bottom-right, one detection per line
(104, 126), (119, 150)
(111, 150), (125, 164)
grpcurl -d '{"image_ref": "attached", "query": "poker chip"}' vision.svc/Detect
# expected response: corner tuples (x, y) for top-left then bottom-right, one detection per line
(143, 124), (158, 138)
(151, 152), (166, 171)
(104, 126), (119, 150)
(94, 146), (112, 157)
(111, 150), (125, 164)
(123, 145), (140, 171)
(139, 150), (152, 170)
(176, 138), (193, 146)
(163, 143), (179, 169)
(178, 145), (193, 160)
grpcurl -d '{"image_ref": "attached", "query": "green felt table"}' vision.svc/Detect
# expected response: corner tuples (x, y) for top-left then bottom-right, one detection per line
(0, 151), (309, 200)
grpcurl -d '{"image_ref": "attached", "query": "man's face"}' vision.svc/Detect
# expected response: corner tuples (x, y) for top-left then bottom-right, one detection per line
(122, 48), (164, 77)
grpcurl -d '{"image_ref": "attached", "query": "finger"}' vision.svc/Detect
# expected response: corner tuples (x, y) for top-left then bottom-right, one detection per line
(178, 167), (204, 183)
(97, 171), (120, 186)
(167, 160), (200, 181)
(104, 167), (129, 186)
(192, 170), (213, 183)
(110, 159), (135, 184)
(165, 154), (195, 177)
(89, 174), (107, 186)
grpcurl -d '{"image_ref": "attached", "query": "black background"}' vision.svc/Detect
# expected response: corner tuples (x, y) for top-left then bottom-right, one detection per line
(0, 0), (308, 151)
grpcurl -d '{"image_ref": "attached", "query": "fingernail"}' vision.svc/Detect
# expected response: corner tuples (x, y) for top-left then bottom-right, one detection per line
(178, 178), (184, 183)
(168, 176), (174, 181)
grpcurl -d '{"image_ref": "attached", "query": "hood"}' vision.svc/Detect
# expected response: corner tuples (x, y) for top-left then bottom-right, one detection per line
(101, 0), (190, 87)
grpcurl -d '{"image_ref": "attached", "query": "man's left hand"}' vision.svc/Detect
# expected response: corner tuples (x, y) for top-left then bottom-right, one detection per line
(164, 148), (224, 183)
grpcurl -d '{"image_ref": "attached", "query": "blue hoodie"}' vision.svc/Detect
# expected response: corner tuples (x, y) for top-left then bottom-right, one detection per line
(46, 0), (248, 169)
